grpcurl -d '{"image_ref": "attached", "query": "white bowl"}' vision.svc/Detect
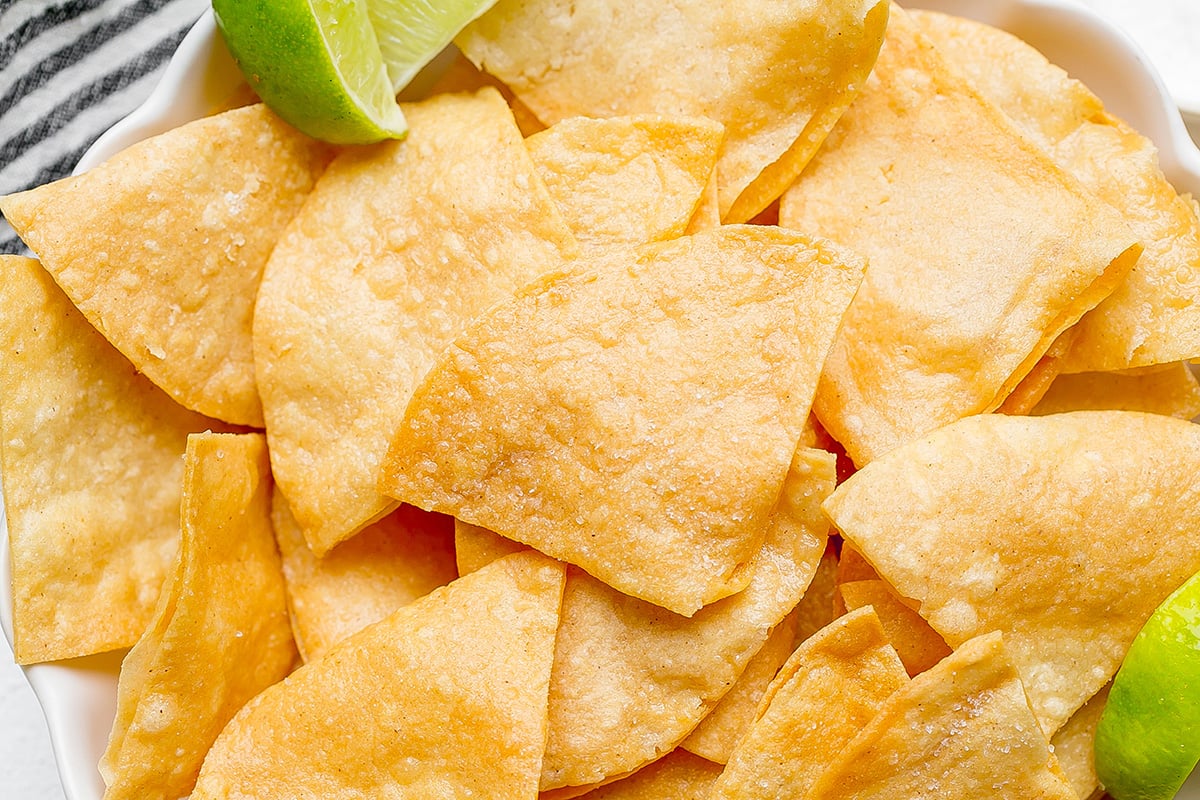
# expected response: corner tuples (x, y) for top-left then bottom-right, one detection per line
(3, 3), (1199, 798)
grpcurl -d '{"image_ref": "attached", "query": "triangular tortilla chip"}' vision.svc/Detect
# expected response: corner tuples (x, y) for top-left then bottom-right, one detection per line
(0, 104), (332, 426)
(456, 0), (889, 222)
(100, 433), (295, 800)
(792, 543), (840, 644)
(569, 749), (722, 800)
(254, 87), (577, 556)
(914, 9), (1200, 372)
(192, 551), (565, 799)
(273, 492), (458, 662)
(780, 7), (1141, 465)
(456, 448), (835, 789)
(1031, 361), (1200, 419)
(823, 411), (1200, 734)
(525, 114), (724, 248)
(0, 256), (228, 664)
(838, 579), (952, 676)
(381, 226), (864, 615)
(1051, 685), (1110, 800)
(707, 606), (909, 800)
(803, 632), (1077, 800)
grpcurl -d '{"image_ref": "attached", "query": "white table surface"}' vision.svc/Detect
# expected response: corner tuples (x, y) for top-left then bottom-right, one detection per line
(2, 2), (1199, 797)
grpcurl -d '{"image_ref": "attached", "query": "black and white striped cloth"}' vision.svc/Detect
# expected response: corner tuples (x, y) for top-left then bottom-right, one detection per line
(1, 0), (208, 254)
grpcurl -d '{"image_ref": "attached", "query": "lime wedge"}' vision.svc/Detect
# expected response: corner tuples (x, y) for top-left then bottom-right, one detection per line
(1095, 568), (1200, 800)
(212, 0), (498, 145)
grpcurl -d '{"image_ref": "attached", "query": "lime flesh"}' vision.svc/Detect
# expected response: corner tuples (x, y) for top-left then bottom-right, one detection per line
(369, 0), (500, 92)
(1095, 568), (1200, 800)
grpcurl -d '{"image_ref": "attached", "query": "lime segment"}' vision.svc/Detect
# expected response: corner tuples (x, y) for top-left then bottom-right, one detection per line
(1095, 568), (1200, 800)
(213, 0), (406, 144)
(369, 0), (501, 92)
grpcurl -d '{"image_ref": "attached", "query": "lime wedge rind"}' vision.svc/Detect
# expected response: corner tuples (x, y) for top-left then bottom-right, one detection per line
(368, 0), (501, 92)
(1095, 569), (1200, 800)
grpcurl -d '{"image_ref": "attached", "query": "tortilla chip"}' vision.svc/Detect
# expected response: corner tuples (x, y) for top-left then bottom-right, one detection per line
(996, 327), (1081, 415)
(823, 410), (1200, 734)
(1032, 361), (1200, 419)
(804, 632), (1076, 800)
(525, 115), (724, 249)
(455, 518), (529, 575)
(426, 50), (546, 136)
(381, 226), (863, 615)
(99, 432), (295, 800)
(707, 606), (909, 800)
(684, 167), (721, 234)
(792, 544), (840, 644)
(192, 551), (565, 799)
(914, 9), (1200, 372)
(838, 579), (952, 676)
(254, 87), (577, 556)
(273, 493), (458, 662)
(457, 0), (889, 222)
(679, 611), (799, 764)
(0, 104), (331, 426)
(569, 750), (722, 800)
(1051, 685), (1109, 800)
(779, 7), (1141, 465)
(0, 256), (229, 664)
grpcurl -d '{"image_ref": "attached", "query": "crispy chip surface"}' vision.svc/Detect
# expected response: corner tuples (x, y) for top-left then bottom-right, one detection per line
(838, 579), (952, 676)
(572, 749), (722, 800)
(100, 433), (295, 800)
(780, 7), (1140, 465)
(915, 10), (1200, 372)
(457, 0), (888, 222)
(382, 226), (863, 615)
(803, 632), (1076, 799)
(254, 88), (577, 555)
(1050, 685), (1109, 800)
(0, 105), (331, 426)
(824, 411), (1200, 734)
(1032, 362), (1200, 419)
(525, 115), (724, 249)
(0, 256), (227, 664)
(273, 493), (458, 662)
(192, 551), (565, 799)
(707, 607), (908, 800)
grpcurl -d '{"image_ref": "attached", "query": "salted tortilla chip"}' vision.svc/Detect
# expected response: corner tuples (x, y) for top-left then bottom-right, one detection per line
(525, 115), (724, 249)
(0, 104), (331, 426)
(455, 519), (529, 575)
(780, 7), (1141, 465)
(1032, 361), (1200, 419)
(0, 256), (228, 664)
(824, 411), (1200, 734)
(273, 492), (458, 662)
(569, 750), (722, 800)
(838, 579), (951, 676)
(382, 226), (863, 615)
(915, 9), (1200, 372)
(192, 551), (565, 799)
(1051, 685), (1109, 800)
(453, 448), (834, 789)
(680, 612), (798, 764)
(996, 327), (1081, 415)
(792, 544), (840, 644)
(684, 167), (721, 234)
(707, 606), (909, 800)
(99, 433), (295, 800)
(804, 632), (1076, 800)
(254, 88), (577, 556)
(457, 0), (889, 222)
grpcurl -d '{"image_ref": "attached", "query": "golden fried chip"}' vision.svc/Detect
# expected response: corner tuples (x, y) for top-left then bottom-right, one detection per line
(0, 105), (331, 426)
(525, 115), (724, 249)
(780, 7), (1141, 465)
(273, 493), (458, 662)
(915, 10), (1200, 372)
(707, 606), (909, 800)
(792, 544), (840, 644)
(0, 256), (229, 664)
(192, 551), (565, 799)
(452, 448), (834, 789)
(824, 411), (1200, 734)
(382, 226), (863, 615)
(1051, 685), (1109, 800)
(680, 612), (798, 764)
(1032, 362), (1200, 419)
(571, 750), (722, 800)
(454, 519), (529, 575)
(684, 167), (722, 234)
(425, 50), (546, 136)
(838, 579), (952, 676)
(803, 632), (1076, 800)
(457, 0), (889, 222)
(254, 88), (577, 556)
(100, 433), (295, 800)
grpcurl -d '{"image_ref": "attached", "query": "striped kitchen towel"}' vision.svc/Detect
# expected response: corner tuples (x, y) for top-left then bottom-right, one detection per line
(0, 0), (208, 254)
